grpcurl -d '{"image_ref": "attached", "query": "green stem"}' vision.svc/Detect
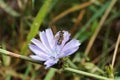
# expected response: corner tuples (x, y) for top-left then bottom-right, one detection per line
(65, 68), (113, 80)
(0, 48), (114, 80)
(0, 48), (41, 64)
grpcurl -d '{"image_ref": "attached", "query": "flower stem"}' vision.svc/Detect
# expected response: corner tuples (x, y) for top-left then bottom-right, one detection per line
(0, 48), (41, 64)
(65, 68), (113, 80)
(0, 48), (114, 80)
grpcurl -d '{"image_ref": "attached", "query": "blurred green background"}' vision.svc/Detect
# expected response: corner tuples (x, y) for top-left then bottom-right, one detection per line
(0, 0), (120, 80)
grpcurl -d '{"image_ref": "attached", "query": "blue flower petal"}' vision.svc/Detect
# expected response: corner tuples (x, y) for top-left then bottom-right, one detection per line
(30, 55), (47, 61)
(31, 38), (49, 55)
(29, 44), (49, 59)
(39, 31), (51, 53)
(44, 59), (59, 69)
(45, 28), (55, 49)
(62, 39), (80, 52)
(58, 39), (80, 58)
(59, 46), (79, 58)
(61, 31), (70, 45)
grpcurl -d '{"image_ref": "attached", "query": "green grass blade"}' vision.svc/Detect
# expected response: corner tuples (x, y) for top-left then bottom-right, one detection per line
(21, 0), (55, 54)
(23, 63), (32, 80)
(2, 41), (11, 66)
(74, 1), (111, 40)
(44, 68), (56, 80)
(27, 0), (53, 41)
(79, 20), (98, 43)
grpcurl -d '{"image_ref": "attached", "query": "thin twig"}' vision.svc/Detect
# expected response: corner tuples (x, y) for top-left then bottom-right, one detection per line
(112, 33), (120, 68)
(84, 0), (117, 56)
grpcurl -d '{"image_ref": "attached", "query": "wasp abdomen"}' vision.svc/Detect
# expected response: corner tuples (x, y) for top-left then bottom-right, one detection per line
(57, 30), (64, 45)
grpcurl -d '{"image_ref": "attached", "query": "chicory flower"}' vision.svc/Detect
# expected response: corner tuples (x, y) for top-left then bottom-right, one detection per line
(29, 28), (80, 69)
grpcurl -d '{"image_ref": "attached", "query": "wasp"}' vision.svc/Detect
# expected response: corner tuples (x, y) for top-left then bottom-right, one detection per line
(57, 30), (64, 45)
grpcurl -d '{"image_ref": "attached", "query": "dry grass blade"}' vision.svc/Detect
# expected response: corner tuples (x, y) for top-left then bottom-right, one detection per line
(70, 9), (86, 36)
(51, 0), (94, 23)
(84, 0), (117, 56)
(112, 33), (120, 68)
